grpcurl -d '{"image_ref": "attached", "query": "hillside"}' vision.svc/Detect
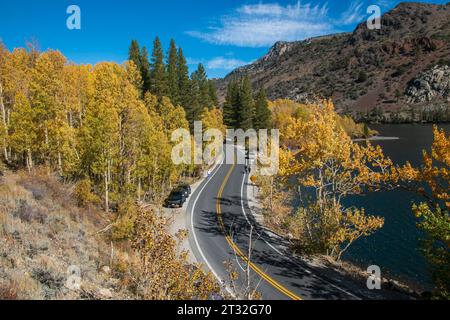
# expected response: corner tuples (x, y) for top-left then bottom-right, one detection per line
(0, 169), (219, 300)
(216, 2), (450, 123)
(0, 170), (123, 299)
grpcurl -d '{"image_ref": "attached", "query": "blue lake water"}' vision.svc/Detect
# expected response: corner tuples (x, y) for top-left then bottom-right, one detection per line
(342, 123), (450, 290)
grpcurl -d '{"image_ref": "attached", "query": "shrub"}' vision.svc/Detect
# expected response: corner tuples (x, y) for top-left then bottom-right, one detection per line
(356, 71), (368, 83)
(111, 198), (138, 241)
(75, 179), (97, 207)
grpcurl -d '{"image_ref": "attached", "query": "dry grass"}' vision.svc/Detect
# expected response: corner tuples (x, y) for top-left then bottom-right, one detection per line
(0, 169), (131, 300)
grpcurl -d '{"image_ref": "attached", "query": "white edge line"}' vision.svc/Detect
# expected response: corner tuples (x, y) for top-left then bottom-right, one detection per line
(236, 149), (362, 300)
(236, 148), (283, 256)
(189, 153), (235, 297)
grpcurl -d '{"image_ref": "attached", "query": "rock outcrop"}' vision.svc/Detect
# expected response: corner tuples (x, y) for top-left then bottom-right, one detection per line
(215, 2), (450, 123)
(406, 65), (450, 103)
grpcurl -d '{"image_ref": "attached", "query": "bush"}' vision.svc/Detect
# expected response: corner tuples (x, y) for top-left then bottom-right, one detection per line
(392, 65), (408, 77)
(111, 198), (138, 241)
(438, 58), (450, 67)
(356, 71), (368, 83)
(75, 179), (97, 207)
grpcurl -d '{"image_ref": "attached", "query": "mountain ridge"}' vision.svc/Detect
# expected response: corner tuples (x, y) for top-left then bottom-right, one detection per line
(216, 2), (450, 123)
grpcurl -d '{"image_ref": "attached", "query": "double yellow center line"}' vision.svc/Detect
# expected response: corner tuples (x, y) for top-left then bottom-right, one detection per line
(215, 163), (302, 300)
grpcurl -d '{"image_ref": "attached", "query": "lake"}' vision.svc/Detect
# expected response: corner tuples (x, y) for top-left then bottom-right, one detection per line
(342, 123), (450, 290)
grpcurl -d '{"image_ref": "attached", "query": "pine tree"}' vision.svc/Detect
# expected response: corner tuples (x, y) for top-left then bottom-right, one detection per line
(186, 72), (202, 132)
(208, 80), (218, 107)
(150, 37), (168, 98)
(140, 46), (151, 94)
(167, 39), (179, 105)
(237, 77), (254, 130)
(193, 63), (212, 109)
(128, 40), (142, 70)
(253, 88), (271, 130)
(128, 40), (151, 95)
(223, 80), (238, 128)
(177, 48), (191, 112)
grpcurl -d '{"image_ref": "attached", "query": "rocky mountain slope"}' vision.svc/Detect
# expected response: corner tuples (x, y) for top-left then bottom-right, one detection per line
(216, 2), (450, 123)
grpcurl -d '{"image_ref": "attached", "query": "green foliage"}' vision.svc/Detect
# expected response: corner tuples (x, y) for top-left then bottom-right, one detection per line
(356, 71), (368, 83)
(177, 48), (191, 109)
(128, 40), (142, 71)
(112, 197), (138, 241)
(208, 80), (218, 107)
(223, 80), (239, 128)
(75, 178), (97, 207)
(128, 40), (151, 95)
(413, 203), (450, 299)
(253, 88), (271, 130)
(150, 37), (168, 98)
(140, 46), (151, 94)
(438, 58), (450, 67)
(185, 73), (202, 131)
(392, 64), (409, 78)
(397, 126), (450, 298)
(223, 77), (255, 130)
(363, 123), (370, 138)
(167, 39), (179, 105)
(192, 63), (213, 109)
(238, 77), (254, 130)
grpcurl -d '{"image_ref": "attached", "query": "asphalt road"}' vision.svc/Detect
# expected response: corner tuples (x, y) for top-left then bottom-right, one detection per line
(186, 147), (410, 300)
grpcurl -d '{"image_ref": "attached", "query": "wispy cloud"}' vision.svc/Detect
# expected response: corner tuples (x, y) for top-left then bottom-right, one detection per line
(186, 1), (333, 47)
(206, 57), (252, 70)
(338, 1), (366, 25)
(187, 56), (251, 71)
(186, 1), (396, 48)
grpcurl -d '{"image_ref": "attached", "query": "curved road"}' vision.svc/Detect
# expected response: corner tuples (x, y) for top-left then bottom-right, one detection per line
(186, 147), (408, 300)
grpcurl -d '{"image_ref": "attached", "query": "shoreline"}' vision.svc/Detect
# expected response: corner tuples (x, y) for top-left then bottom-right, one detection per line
(353, 136), (400, 142)
(244, 171), (421, 299)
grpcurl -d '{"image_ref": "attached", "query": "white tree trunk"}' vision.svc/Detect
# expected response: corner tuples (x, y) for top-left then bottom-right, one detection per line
(0, 83), (8, 162)
(104, 169), (109, 213)
(26, 149), (33, 173)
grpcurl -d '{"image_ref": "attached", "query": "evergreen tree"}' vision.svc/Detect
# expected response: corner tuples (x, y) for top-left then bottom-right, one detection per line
(128, 40), (141, 70)
(185, 72), (202, 132)
(223, 80), (239, 129)
(167, 39), (179, 105)
(237, 77), (254, 130)
(177, 48), (190, 110)
(208, 80), (218, 107)
(128, 40), (151, 95)
(192, 63), (211, 109)
(150, 37), (168, 98)
(140, 46), (151, 94)
(253, 88), (271, 130)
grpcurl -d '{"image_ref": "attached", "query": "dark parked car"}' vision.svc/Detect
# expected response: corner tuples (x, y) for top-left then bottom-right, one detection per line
(177, 184), (191, 197)
(164, 189), (186, 208)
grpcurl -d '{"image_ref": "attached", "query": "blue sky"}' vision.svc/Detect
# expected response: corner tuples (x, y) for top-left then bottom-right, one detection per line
(0, 0), (447, 78)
